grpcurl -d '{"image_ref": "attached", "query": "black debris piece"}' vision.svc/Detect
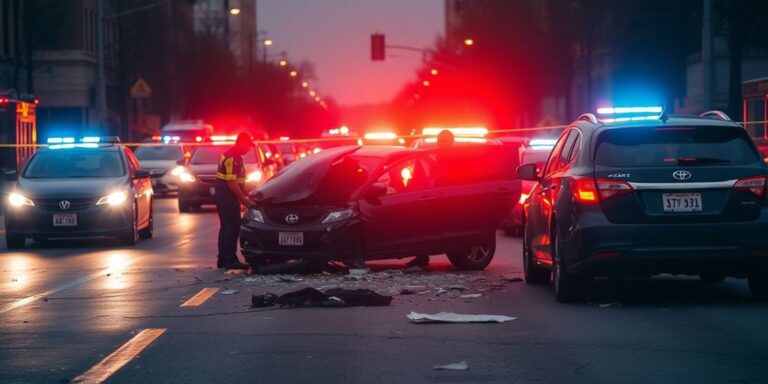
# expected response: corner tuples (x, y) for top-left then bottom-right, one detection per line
(250, 287), (393, 308)
(251, 293), (279, 308)
(325, 288), (393, 306)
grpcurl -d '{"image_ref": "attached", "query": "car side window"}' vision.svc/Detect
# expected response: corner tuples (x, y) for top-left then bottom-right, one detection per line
(543, 133), (568, 176)
(124, 148), (139, 175)
(564, 131), (582, 166)
(375, 156), (434, 195)
(554, 130), (579, 171)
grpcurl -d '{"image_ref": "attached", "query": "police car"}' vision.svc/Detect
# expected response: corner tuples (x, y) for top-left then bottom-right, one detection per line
(4, 137), (154, 248)
(519, 108), (768, 302)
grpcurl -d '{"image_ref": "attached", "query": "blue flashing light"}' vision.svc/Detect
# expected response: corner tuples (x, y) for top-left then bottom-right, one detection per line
(529, 139), (557, 147)
(47, 137), (76, 144)
(597, 106), (663, 115)
(63, 137), (75, 143)
(48, 143), (100, 150)
(81, 137), (101, 143)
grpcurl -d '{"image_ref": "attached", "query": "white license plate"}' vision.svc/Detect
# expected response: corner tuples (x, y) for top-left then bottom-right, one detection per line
(53, 213), (77, 227)
(210, 187), (216, 196)
(279, 232), (304, 246)
(663, 193), (702, 212)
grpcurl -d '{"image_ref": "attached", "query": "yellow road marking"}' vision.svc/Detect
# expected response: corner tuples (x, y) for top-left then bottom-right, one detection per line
(180, 287), (219, 307)
(72, 328), (166, 384)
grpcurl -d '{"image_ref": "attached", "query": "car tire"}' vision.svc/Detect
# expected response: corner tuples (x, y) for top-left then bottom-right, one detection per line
(139, 202), (153, 239)
(699, 273), (725, 283)
(178, 197), (191, 213)
(6, 234), (25, 249)
(747, 274), (768, 300)
(551, 228), (589, 303)
(523, 224), (550, 285)
(119, 204), (139, 246)
(446, 235), (496, 271)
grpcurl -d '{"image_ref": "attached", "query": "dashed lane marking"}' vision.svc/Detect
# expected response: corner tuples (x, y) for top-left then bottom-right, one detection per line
(72, 328), (167, 384)
(180, 287), (219, 307)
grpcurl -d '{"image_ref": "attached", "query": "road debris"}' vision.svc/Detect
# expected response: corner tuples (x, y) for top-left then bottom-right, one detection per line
(434, 361), (469, 371)
(458, 294), (482, 299)
(406, 312), (517, 323)
(251, 287), (392, 308)
(220, 289), (238, 295)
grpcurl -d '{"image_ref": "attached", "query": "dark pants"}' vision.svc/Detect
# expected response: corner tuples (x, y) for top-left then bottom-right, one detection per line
(215, 186), (241, 263)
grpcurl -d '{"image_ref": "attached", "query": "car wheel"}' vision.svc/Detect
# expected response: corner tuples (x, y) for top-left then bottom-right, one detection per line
(551, 228), (589, 303)
(139, 201), (153, 239)
(747, 274), (768, 300)
(446, 235), (496, 271)
(6, 234), (25, 249)
(119, 204), (139, 246)
(178, 197), (191, 213)
(699, 273), (725, 283)
(523, 224), (550, 285)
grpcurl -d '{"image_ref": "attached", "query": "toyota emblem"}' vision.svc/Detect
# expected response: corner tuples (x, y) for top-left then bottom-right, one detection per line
(59, 200), (71, 210)
(672, 170), (692, 181)
(285, 214), (299, 224)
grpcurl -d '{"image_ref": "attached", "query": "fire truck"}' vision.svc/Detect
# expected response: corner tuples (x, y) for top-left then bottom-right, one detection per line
(0, 96), (38, 175)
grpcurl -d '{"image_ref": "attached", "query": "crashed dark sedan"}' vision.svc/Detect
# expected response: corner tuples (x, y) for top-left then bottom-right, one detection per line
(239, 145), (518, 270)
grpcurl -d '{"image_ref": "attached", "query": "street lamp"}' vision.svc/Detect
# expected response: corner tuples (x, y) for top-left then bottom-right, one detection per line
(430, 68), (439, 76)
(289, 70), (298, 77)
(422, 80), (430, 87)
(229, 8), (241, 15)
(309, 90), (317, 97)
(464, 38), (474, 46)
(279, 59), (288, 67)
(301, 81), (309, 88)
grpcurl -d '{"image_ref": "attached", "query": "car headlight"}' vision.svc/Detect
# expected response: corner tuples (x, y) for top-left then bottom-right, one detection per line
(246, 171), (263, 182)
(246, 209), (264, 223)
(322, 209), (355, 224)
(179, 171), (195, 183)
(97, 191), (128, 206)
(170, 166), (186, 176)
(8, 192), (34, 207)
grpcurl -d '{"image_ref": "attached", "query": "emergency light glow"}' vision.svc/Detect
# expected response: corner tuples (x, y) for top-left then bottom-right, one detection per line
(47, 137), (76, 144)
(211, 135), (238, 142)
(81, 137), (101, 143)
(529, 139), (557, 147)
(597, 106), (663, 115)
(279, 136), (291, 141)
(422, 127), (488, 137)
(364, 132), (398, 140)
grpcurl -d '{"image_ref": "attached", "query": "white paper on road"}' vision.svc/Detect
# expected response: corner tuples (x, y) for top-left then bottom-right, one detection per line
(220, 289), (238, 295)
(406, 312), (517, 323)
(434, 361), (469, 371)
(459, 294), (482, 299)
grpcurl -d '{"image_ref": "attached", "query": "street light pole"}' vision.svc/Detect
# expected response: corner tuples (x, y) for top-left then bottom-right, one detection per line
(96, 0), (107, 129)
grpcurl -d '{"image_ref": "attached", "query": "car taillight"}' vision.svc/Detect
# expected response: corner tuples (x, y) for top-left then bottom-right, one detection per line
(519, 192), (529, 204)
(570, 178), (598, 203)
(734, 175), (767, 198)
(595, 179), (633, 200)
(570, 177), (633, 203)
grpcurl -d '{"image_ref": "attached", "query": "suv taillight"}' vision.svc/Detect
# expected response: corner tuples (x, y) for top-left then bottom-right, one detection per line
(570, 177), (633, 204)
(734, 175), (767, 198)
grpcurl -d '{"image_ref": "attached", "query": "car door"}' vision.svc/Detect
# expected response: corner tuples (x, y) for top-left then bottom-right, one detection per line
(528, 130), (579, 260)
(125, 148), (151, 227)
(358, 154), (439, 256)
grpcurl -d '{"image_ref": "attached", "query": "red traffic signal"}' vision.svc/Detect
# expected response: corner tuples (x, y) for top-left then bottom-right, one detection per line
(371, 34), (385, 61)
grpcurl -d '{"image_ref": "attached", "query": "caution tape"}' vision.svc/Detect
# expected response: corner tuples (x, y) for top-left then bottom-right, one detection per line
(1, 120), (767, 148)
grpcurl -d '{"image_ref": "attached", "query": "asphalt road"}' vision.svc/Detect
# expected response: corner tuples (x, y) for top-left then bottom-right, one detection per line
(1, 198), (768, 384)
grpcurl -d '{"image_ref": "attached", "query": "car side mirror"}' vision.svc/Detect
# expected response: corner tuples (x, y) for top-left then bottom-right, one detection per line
(517, 163), (540, 181)
(365, 183), (388, 199)
(134, 169), (151, 179)
(3, 170), (17, 182)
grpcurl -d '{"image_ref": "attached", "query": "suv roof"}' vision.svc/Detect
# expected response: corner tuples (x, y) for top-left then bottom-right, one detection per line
(573, 110), (742, 133)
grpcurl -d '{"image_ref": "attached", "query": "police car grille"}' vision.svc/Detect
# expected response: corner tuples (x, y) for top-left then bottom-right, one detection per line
(264, 207), (327, 225)
(36, 198), (95, 211)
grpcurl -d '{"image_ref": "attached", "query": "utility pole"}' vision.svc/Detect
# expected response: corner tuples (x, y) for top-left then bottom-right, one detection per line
(96, 0), (107, 130)
(702, 0), (714, 110)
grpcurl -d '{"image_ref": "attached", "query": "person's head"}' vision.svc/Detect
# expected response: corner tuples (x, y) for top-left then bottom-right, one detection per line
(234, 132), (254, 155)
(437, 130), (455, 148)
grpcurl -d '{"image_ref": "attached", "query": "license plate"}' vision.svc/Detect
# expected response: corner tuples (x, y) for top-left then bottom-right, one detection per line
(53, 213), (77, 226)
(663, 193), (702, 212)
(279, 232), (304, 246)
(210, 187), (216, 196)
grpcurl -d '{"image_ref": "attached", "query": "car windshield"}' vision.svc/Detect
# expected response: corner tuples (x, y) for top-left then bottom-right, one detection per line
(522, 148), (551, 170)
(134, 146), (182, 161)
(595, 126), (760, 167)
(311, 155), (383, 202)
(190, 146), (258, 164)
(23, 150), (125, 178)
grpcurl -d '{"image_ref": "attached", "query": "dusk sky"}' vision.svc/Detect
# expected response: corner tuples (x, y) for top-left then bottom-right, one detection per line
(258, 0), (445, 106)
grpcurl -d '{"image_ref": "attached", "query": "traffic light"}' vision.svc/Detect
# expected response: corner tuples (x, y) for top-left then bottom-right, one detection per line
(371, 34), (385, 61)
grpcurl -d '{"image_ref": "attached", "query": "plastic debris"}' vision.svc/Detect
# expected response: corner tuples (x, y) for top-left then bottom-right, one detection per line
(251, 293), (279, 307)
(434, 361), (469, 371)
(348, 268), (371, 276)
(458, 294), (482, 299)
(279, 276), (304, 283)
(406, 312), (517, 323)
(220, 289), (238, 295)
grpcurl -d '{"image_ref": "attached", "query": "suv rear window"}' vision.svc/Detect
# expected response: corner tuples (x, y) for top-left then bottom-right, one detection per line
(595, 126), (760, 167)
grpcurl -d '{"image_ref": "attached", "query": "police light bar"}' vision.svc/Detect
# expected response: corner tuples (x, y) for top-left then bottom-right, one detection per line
(279, 136), (291, 141)
(529, 139), (557, 148)
(48, 143), (100, 150)
(211, 135), (238, 142)
(47, 137), (76, 144)
(364, 132), (398, 140)
(596, 106), (663, 115)
(422, 127), (488, 137)
(81, 137), (101, 143)
(601, 116), (660, 123)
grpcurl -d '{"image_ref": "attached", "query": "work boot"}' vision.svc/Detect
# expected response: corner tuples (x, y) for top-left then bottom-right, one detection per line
(216, 258), (225, 269)
(224, 261), (250, 270)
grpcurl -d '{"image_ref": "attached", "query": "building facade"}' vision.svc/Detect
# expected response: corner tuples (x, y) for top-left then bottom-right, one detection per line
(194, 0), (258, 71)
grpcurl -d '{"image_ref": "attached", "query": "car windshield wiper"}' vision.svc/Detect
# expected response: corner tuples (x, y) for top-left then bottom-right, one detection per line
(677, 157), (730, 165)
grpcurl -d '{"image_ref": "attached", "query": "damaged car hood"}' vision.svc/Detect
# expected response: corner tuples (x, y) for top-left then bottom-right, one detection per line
(250, 146), (360, 204)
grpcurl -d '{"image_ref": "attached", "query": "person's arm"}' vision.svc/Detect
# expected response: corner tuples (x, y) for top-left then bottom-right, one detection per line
(227, 180), (253, 207)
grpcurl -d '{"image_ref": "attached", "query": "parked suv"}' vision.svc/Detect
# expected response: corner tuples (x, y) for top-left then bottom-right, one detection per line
(519, 110), (768, 302)
(240, 145), (517, 270)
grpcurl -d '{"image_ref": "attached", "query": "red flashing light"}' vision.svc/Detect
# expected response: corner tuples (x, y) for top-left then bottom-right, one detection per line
(0, 97), (8, 104)
(195, 136), (203, 142)
(33, 98), (39, 105)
